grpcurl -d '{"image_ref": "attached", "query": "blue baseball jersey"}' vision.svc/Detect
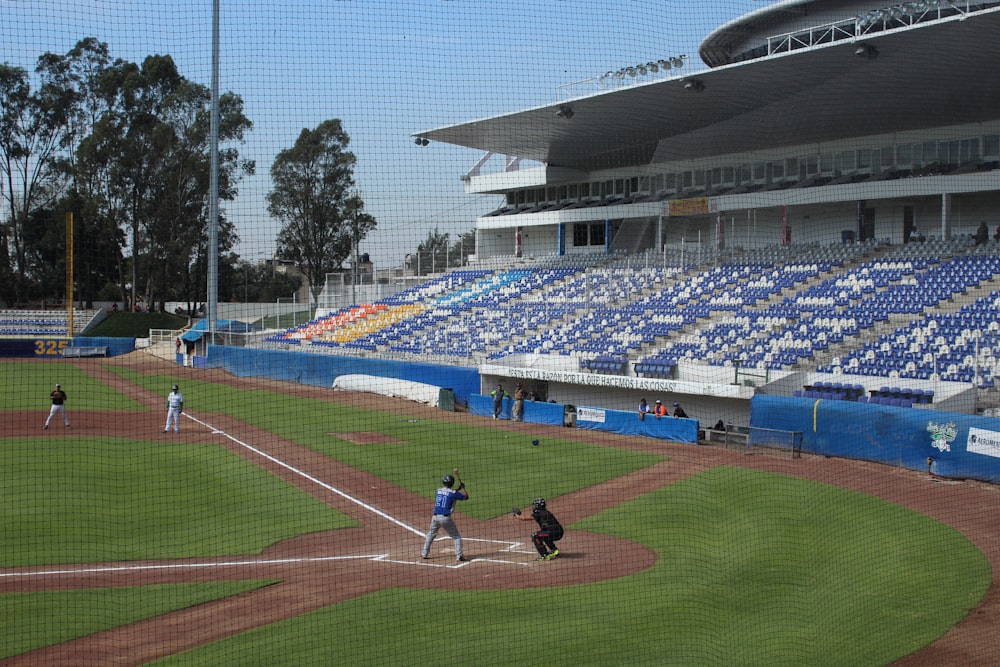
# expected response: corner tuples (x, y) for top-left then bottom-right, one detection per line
(432, 487), (467, 515)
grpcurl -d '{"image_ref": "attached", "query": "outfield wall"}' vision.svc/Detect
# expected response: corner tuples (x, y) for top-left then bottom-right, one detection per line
(0, 337), (134, 358)
(752, 395), (1000, 484)
(469, 394), (566, 426)
(575, 405), (700, 444)
(468, 394), (699, 442)
(204, 346), (1000, 483)
(206, 345), (479, 405)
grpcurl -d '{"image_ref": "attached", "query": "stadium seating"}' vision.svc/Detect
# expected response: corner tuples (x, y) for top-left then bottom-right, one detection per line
(256, 236), (1000, 396)
(0, 309), (101, 336)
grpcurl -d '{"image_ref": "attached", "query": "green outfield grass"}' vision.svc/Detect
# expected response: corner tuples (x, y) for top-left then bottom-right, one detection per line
(0, 361), (146, 411)
(0, 437), (355, 567)
(1, 583), (272, 659)
(150, 467), (990, 667)
(85, 311), (187, 338)
(1, 360), (991, 664)
(113, 369), (664, 519)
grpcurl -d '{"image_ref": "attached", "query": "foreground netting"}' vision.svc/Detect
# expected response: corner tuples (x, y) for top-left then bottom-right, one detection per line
(3, 0), (1000, 663)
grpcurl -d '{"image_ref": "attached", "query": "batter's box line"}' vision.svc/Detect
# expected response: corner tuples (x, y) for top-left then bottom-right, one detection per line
(441, 536), (537, 556)
(380, 556), (531, 569)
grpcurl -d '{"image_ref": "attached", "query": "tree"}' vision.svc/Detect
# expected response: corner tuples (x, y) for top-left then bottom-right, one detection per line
(37, 39), (130, 308)
(268, 119), (376, 307)
(414, 227), (457, 275)
(222, 257), (301, 303)
(0, 62), (74, 304)
(451, 229), (476, 267)
(0, 41), (253, 309)
(69, 52), (252, 312)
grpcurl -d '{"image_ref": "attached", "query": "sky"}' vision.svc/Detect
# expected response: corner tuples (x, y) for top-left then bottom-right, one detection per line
(0, 0), (760, 270)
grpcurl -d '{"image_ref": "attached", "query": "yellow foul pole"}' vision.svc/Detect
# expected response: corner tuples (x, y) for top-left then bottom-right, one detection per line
(66, 212), (74, 338)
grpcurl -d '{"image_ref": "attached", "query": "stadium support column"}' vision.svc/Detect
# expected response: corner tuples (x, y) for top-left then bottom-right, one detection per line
(66, 213), (73, 337)
(206, 0), (221, 335)
(657, 214), (664, 265)
(558, 224), (565, 256)
(940, 193), (952, 240)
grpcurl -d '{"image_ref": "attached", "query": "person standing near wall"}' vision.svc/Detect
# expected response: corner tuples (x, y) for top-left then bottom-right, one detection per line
(491, 383), (508, 419)
(512, 383), (526, 422)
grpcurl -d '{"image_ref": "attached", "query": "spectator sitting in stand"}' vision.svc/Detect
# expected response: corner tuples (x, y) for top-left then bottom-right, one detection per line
(975, 220), (989, 246)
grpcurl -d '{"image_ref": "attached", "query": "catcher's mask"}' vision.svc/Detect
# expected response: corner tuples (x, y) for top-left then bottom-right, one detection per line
(441, 474), (455, 488)
(532, 498), (546, 509)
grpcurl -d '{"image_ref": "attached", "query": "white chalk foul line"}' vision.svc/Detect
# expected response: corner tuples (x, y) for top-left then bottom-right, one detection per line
(1, 550), (537, 579)
(0, 554), (389, 578)
(2, 419), (541, 582)
(186, 413), (426, 537)
(185, 414), (531, 558)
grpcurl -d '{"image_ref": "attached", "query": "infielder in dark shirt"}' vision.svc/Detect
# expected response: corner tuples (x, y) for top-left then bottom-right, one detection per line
(43, 383), (70, 430)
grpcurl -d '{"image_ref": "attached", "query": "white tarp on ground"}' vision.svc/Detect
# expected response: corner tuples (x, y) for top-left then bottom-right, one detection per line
(332, 374), (441, 407)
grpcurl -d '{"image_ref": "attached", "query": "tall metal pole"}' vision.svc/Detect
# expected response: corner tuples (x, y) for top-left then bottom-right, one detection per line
(207, 0), (221, 333)
(66, 213), (74, 337)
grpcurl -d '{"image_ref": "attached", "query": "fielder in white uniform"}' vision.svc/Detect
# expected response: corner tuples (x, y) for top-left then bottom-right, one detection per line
(163, 384), (184, 433)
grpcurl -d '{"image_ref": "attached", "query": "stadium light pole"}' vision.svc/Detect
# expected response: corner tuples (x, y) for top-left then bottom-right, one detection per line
(206, 0), (221, 335)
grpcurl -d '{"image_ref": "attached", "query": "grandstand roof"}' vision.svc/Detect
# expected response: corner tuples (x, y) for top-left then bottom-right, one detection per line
(416, 7), (1000, 172)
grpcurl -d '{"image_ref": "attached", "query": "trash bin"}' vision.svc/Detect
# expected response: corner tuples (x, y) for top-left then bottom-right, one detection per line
(438, 388), (455, 412)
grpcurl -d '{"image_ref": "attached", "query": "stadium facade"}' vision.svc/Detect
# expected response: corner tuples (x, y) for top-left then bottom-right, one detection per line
(417, 0), (1000, 265)
(399, 0), (1000, 423)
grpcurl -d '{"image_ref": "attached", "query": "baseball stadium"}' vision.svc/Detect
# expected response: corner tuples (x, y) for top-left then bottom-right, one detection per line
(2, 0), (1000, 664)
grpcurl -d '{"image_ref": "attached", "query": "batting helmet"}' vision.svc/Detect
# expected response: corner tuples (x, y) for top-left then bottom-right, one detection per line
(532, 498), (546, 509)
(172, 385), (179, 391)
(441, 474), (455, 488)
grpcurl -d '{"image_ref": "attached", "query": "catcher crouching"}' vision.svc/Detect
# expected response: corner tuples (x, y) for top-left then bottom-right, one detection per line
(513, 498), (563, 560)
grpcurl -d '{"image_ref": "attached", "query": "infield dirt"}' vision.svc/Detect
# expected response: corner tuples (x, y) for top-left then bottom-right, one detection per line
(2, 354), (998, 665)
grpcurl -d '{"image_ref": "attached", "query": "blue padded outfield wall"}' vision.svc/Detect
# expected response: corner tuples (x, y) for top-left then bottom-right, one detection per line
(76, 337), (135, 356)
(752, 395), (1000, 484)
(469, 396), (699, 442)
(205, 345), (479, 405)
(0, 337), (134, 358)
(469, 394), (565, 426)
(575, 405), (700, 444)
